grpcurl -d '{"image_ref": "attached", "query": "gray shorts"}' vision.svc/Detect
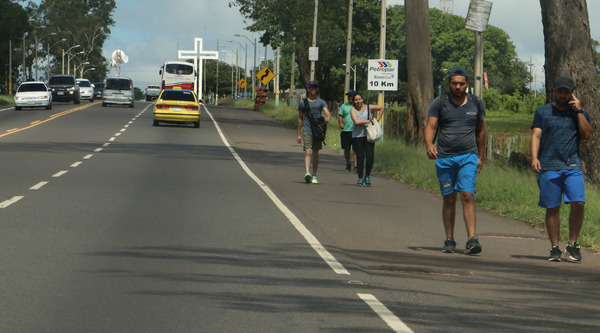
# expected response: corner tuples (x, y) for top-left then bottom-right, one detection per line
(303, 133), (322, 151)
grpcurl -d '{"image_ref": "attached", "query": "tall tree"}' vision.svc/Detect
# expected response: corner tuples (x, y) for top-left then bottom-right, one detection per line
(540, 0), (599, 183)
(405, 0), (434, 145)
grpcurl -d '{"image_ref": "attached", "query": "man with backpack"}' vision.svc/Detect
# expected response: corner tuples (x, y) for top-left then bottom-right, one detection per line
(297, 81), (331, 184)
(423, 66), (486, 255)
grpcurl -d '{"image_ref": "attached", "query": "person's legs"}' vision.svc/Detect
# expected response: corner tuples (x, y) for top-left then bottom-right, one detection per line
(442, 192), (457, 238)
(568, 202), (585, 243)
(312, 150), (319, 176)
(353, 138), (365, 179)
(460, 192), (476, 239)
(545, 206), (561, 247)
(304, 149), (312, 174)
(364, 141), (375, 177)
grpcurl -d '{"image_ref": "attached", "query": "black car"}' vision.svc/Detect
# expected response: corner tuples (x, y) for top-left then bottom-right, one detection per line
(93, 82), (104, 99)
(48, 74), (80, 104)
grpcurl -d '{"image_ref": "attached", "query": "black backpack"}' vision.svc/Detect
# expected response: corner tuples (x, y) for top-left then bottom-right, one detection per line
(302, 98), (327, 143)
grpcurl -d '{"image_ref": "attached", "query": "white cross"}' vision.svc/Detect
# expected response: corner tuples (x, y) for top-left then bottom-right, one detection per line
(178, 37), (219, 100)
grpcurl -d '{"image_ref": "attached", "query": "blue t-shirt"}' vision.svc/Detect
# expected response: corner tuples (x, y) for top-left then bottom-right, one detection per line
(532, 103), (591, 171)
(298, 98), (328, 134)
(427, 94), (485, 158)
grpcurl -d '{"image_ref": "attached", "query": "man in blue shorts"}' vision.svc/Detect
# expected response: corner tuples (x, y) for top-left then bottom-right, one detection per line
(338, 90), (357, 172)
(530, 76), (592, 262)
(424, 66), (486, 255)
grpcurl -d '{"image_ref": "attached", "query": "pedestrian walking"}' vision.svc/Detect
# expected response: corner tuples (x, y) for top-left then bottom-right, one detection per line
(338, 90), (358, 172)
(350, 92), (384, 187)
(530, 75), (593, 262)
(297, 81), (331, 184)
(423, 66), (486, 255)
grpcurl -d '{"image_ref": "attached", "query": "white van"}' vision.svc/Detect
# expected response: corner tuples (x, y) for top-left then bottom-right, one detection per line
(102, 77), (134, 108)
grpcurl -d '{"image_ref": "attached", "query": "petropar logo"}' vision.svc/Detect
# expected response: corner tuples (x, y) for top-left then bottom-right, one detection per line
(370, 61), (395, 72)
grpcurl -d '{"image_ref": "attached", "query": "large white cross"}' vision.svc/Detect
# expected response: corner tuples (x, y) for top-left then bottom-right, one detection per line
(178, 37), (219, 101)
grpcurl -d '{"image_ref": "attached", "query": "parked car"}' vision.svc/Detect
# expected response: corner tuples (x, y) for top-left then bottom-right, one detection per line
(102, 77), (134, 108)
(145, 85), (161, 101)
(14, 81), (52, 110)
(153, 88), (200, 128)
(48, 74), (80, 104)
(76, 79), (94, 102)
(93, 82), (104, 99)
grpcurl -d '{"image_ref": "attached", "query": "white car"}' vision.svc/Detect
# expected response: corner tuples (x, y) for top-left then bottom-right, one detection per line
(77, 79), (94, 102)
(14, 81), (52, 110)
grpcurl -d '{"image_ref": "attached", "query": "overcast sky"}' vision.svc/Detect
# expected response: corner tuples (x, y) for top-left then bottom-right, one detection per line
(101, 0), (600, 91)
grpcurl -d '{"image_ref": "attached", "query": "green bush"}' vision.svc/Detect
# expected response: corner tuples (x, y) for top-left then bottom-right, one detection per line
(0, 95), (13, 106)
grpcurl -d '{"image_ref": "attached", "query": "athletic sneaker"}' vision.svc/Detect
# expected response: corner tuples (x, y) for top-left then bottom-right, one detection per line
(442, 237), (456, 253)
(304, 173), (312, 184)
(353, 166), (357, 173)
(357, 178), (364, 186)
(346, 163), (352, 172)
(549, 246), (562, 262)
(566, 242), (582, 262)
(364, 177), (371, 187)
(465, 237), (482, 255)
(311, 176), (319, 184)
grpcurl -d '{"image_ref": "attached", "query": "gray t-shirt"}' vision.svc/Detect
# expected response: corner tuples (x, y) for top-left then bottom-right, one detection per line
(351, 105), (370, 138)
(427, 94), (485, 158)
(532, 103), (591, 170)
(298, 98), (328, 134)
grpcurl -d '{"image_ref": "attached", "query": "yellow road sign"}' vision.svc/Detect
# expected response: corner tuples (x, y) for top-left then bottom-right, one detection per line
(256, 66), (275, 85)
(238, 78), (247, 88)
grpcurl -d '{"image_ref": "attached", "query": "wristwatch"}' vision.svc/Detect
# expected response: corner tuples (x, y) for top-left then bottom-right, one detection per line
(575, 109), (584, 114)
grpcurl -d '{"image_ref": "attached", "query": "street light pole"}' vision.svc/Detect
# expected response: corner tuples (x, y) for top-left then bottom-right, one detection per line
(344, 0), (353, 102)
(67, 51), (84, 75)
(234, 34), (257, 100)
(62, 45), (80, 74)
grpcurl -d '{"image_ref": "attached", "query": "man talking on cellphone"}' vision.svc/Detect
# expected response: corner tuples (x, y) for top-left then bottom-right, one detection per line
(530, 76), (593, 262)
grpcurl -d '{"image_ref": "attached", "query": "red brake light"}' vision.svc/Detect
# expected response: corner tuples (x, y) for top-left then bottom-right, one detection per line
(185, 105), (198, 110)
(155, 104), (169, 109)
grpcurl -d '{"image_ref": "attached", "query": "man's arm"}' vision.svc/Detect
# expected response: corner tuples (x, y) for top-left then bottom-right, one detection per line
(322, 107), (331, 123)
(530, 127), (542, 174)
(423, 116), (438, 160)
(297, 112), (304, 144)
(476, 120), (486, 172)
(577, 112), (593, 139)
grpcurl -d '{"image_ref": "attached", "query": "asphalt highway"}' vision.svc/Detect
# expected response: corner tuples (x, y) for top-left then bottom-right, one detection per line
(1, 100), (599, 332)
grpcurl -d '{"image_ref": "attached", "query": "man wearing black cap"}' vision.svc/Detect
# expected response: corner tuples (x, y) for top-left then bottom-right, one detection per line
(530, 76), (592, 262)
(338, 90), (358, 172)
(424, 65), (486, 255)
(297, 81), (331, 184)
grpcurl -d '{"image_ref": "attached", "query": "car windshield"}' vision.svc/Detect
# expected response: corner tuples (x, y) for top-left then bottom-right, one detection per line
(165, 64), (194, 75)
(18, 83), (47, 92)
(49, 76), (75, 85)
(77, 80), (92, 87)
(160, 90), (196, 102)
(94, 83), (104, 89)
(105, 79), (131, 90)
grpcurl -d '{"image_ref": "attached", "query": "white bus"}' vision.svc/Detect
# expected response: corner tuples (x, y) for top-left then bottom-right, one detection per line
(159, 61), (196, 91)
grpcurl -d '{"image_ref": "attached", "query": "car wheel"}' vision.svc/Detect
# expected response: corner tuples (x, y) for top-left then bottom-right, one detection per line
(153, 119), (159, 126)
(74, 98), (80, 104)
(129, 102), (134, 108)
(102, 103), (106, 107)
(15, 106), (22, 111)
(89, 98), (94, 102)
(193, 121), (200, 128)
(46, 103), (52, 110)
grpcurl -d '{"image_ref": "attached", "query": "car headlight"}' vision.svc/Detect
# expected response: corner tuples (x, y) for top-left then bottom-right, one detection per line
(15, 96), (24, 101)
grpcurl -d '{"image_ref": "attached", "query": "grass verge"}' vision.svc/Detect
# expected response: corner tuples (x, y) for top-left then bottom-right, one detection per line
(243, 100), (600, 250)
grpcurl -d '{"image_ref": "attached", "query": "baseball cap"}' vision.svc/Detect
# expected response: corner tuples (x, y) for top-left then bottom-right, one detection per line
(346, 90), (357, 96)
(448, 66), (469, 80)
(554, 76), (574, 91)
(308, 81), (319, 88)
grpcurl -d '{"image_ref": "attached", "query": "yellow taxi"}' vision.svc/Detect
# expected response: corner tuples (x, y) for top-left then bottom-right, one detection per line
(153, 88), (200, 128)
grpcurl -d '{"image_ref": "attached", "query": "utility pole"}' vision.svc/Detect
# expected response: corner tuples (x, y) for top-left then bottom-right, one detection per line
(378, 0), (386, 108)
(275, 46), (280, 106)
(310, 0), (319, 81)
(344, 0), (353, 103)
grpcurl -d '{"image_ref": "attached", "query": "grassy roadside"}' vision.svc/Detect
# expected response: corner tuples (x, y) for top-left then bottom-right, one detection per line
(238, 99), (600, 250)
(0, 95), (13, 106)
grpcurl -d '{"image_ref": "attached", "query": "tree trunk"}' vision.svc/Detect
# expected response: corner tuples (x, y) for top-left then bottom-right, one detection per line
(405, 0), (434, 145)
(540, 0), (600, 183)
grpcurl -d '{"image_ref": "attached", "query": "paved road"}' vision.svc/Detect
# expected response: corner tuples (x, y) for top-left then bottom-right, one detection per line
(0, 101), (599, 332)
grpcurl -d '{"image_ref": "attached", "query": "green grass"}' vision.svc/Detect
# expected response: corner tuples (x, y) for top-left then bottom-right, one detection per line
(252, 101), (600, 250)
(0, 95), (13, 106)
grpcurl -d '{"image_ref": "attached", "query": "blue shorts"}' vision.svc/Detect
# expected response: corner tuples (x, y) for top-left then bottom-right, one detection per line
(435, 153), (478, 196)
(537, 169), (586, 208)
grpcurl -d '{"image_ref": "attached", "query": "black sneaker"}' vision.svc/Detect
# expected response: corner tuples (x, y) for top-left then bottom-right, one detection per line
(465, 237), (482, 255)
(304, 173), (312, 184)
(353, 166), (357, 173)
(549, 246), (562, 262)
(346, 163), (351, 172)
(566, 242), (582, 262)
(442, 237), (456, 253)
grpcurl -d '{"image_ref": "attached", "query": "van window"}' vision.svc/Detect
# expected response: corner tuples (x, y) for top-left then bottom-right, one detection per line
(160, 90), (196, 102)
(105, 78), (132, 90)
(49, 76), (75, 85)
(18, 83), (47, 92)
(165, 64), (194, 75)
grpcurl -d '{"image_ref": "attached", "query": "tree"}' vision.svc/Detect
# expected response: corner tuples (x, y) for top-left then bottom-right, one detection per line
(0, 0), (30, 92)
(540, 0), (599, 183)
(405, 0), (433, 145)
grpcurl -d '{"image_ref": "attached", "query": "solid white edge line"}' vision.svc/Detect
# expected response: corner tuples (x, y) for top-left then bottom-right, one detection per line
(204, 106), (350, 275)
(30, 181), (49, 190)
(0, 196), (24, 208)
(357, 294), (414, 333)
